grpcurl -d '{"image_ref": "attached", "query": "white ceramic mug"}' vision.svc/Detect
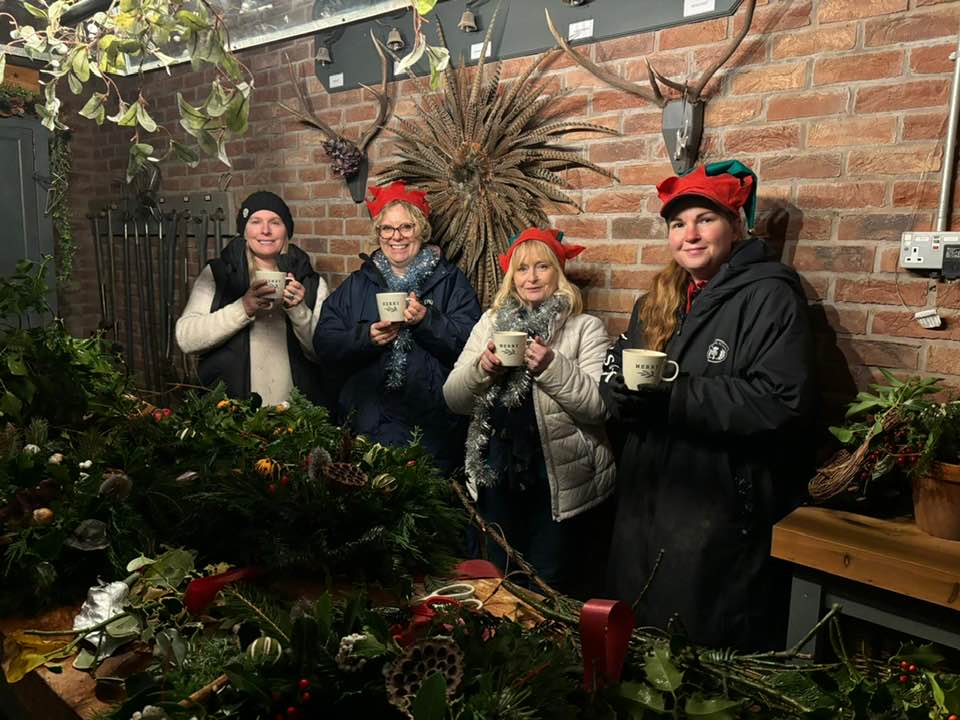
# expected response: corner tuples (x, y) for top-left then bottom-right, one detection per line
(255, 270), (286, 300)
(493, 331), (528, 367)
(376, 292), (408, 322)
(622, 349), (680, 390)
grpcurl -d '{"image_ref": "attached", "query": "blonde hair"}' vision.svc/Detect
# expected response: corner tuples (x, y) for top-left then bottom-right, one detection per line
(491, 240), (583, 317)
(371, 201), (432, 249)
(639, 208), (744, 351)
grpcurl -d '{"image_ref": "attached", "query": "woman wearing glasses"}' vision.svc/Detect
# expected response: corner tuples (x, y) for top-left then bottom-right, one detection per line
(313, 181), (481, 473)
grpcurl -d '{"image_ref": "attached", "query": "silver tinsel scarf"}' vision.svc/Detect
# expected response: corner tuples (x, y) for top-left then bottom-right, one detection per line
(372, 247), (440, 389)
(464, 294), (569, 488)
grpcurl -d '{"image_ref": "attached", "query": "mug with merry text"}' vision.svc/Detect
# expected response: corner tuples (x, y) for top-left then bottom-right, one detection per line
(254, 270), (286, 301)
(622, 349), (680, 390)
(376, 292), (409, 322)
(493, 331), (529, 367)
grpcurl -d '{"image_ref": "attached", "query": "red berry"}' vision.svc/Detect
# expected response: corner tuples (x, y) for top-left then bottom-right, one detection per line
(298, 678), (310, 690)
(153, 410), (164, 422)
(899, 674), (910, 684)
(162, 407), (173, 418)
(271, 691), (281, 702)
(281, 475), (290, 487)
(406, 460), (417, 466)
(286, 708), (298, 719)
(947, 715), (957, 720)
(900, 660), (910, 670)
(907, 664), (917, 673)
(267, 483), (277, 495)
(301, 691), (312, 703)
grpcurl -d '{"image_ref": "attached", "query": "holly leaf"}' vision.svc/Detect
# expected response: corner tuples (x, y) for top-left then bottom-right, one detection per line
(7, 355), (28, 376)
(618, 681), (665, 712)
(896, 643), (945, 669)
(410, 672), (447, 720)
(684, 694), (742, 719)
(644, 645), (683, 692)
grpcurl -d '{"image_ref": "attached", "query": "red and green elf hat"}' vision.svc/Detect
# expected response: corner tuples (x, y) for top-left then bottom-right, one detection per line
(657, 160), (758, 230)
(498, 227), (586, 272)
(365, 180), (431, 219)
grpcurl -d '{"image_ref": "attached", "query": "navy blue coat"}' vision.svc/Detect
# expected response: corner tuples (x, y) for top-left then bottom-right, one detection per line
(313, 251), (481, 473)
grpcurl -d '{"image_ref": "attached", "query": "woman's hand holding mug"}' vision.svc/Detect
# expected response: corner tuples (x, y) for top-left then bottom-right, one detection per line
(242, 279), (277, 317)
(404, 292), (427, 326)
(282, 273), (305, 308)
(525, 336), (554, 376)
(370, 320), (401, 346)
(479, 340), (507, 377)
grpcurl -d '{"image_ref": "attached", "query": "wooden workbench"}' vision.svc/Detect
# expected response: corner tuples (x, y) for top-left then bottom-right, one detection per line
(771, 506), (960, 654)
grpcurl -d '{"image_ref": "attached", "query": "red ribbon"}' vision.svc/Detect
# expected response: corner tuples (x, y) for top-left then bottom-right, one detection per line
(183, 567), (262, 615)
(580, 599), (635, 691)
(391, 596), (461, 646)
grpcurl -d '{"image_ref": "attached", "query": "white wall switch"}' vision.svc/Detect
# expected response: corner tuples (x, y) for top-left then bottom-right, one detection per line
(568, 18), (594, 41)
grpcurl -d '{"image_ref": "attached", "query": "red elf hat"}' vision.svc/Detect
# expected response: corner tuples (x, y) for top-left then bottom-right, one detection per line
(498, 227), (586, 273)
(365, 181), (431, 219)
(656, 160), (757, 229)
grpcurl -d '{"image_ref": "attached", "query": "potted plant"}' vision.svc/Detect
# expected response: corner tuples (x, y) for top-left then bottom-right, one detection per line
(810, 371), (960, 540)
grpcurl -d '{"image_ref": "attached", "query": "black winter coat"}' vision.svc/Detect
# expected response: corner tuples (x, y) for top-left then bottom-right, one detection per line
(313, 250), (481, 473)
(603, 237), (817, 650)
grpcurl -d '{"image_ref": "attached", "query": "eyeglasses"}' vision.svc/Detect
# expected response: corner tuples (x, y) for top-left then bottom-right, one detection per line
(378, 223), (416, 239)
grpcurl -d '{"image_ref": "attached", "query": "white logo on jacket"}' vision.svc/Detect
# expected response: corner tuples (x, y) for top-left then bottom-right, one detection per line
(706, 338), (729, 364)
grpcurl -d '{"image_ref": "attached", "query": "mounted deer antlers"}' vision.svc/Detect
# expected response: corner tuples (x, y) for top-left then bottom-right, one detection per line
(545, 0), (757, 173)
(279, 33), (394, 201)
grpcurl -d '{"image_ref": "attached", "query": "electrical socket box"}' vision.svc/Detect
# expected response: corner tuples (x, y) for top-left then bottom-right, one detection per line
(900, 231), (960, 277)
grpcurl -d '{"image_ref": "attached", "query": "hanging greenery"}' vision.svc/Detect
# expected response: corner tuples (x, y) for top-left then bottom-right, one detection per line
(0, 0), (253, 180)
(0, 81), (37, 117)
(379, 15), (617, 306)
(49, 130), (73, 284)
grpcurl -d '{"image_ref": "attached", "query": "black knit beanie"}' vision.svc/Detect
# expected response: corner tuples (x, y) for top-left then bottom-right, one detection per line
(237, 191), (294, 240)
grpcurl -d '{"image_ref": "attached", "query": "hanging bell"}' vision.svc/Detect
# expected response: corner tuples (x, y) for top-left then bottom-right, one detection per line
(386, 27), (405, 52)
(458, 10), (478, 32)
(315, 44), (332, 65)
(562, 0), (588, 5)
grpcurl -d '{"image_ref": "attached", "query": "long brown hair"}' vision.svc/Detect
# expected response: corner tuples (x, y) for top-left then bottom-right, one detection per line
(638, 261), (688, 351)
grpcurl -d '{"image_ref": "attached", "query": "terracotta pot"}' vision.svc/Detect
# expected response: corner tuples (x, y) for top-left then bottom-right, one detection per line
(912, 461), (960, 541)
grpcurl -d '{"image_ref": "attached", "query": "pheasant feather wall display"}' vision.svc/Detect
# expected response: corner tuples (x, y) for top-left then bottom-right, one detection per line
(379, 21), (617, 307)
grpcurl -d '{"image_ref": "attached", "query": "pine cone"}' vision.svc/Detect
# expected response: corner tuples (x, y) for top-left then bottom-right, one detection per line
(325, 462), (368, 489)
(323, 137), (363, 178)
(384, 637), (464, 715)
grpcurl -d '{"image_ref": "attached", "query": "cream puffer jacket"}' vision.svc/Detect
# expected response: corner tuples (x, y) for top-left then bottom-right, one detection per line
(443, 309), (616, 521)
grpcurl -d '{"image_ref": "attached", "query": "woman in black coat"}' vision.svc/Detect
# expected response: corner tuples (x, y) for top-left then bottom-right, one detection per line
(313, 182), (481, 473)
(600, 161), (817, 650)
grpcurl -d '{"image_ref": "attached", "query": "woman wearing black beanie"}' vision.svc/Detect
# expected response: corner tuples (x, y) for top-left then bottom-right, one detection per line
(176, 190), (331, 408)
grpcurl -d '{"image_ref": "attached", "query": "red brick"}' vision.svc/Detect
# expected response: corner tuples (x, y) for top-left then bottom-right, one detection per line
(605, 315), (630, 337)
(703, 96), (763, 126)
(834, 278), (928, 305)
(821, 305), (869, 334)
(565, 169), (615, 191)
(848, 146), (942, 176)
(730, 62), (807, 95)
(813, 51), (903, 86)
(582, 288), (640, 313)
(892, 180), (960, 208)
(659, 17), (728, 51)
(313, 255), (346, 272)
(724, 125), (801, 153)
(624, 55), (689, 84)
(735, 1), (812, 34)
(610, 269), (658, 290)
(622, 112), (662, 135)
(800, 275), (831, 302)
(935, 283), (960, 310)
(577, 243), (638, 264)
(838, 213), (926, 242)
(553, 217), (609, 240)
(771, 24), (858, 59)
(927, 346), (960, 375)
(329, 238), (360, 255)
(864, 9), (960, 46)
(612, 216), (661, 240)
(807, 116), (897, 147)
(797, 182), (886, 209)
(565, 266), (607, 289)
(855, 80), (950, 113)
(617, 162), (675, 187)
(818, 0), (908, 23)
(589, 140), (647, 164)
(759, 154), (842, 180)
(837, 338), (920, 369)
(767, 90), (847, 120)
(910, 43), (957, 75)
(592, 89), (660, 114)
(903, 112), (949, 141)
(641, 243), (673, 265)
(791, 245), (875, 271)
(692, 36), (768, 73)
(594, 33), (656, 63)
(872, 311), (960, 341)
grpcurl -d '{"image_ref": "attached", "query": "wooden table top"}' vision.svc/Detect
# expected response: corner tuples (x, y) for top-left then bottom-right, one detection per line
(771, 506), (960, 611)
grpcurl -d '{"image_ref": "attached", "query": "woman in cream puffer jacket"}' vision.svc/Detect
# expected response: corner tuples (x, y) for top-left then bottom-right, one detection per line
(443, 228), (615, 597)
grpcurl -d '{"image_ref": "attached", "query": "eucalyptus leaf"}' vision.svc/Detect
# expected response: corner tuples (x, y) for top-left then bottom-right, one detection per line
(105, 615), (139, 639)
(136, 104), (157, 133)
(224, 92), (249, 134)
(619, 681), (666, 712)
(71, 48), (90, 82)
(72, 647), (97, 670)
(170, 140), (200, 168)
(67, 72), (83, 95)
(22, 3), (47, 19)
(644, 645), (683, 693)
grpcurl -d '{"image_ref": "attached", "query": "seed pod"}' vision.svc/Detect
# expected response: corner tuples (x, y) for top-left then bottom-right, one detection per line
(32, 507), (54, 526)
(247, 636), (283, 665)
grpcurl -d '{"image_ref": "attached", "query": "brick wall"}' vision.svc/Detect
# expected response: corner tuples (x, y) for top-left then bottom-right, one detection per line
(61, 0), (960, 416)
